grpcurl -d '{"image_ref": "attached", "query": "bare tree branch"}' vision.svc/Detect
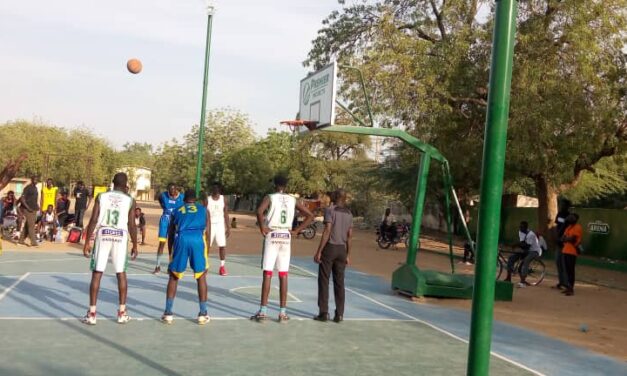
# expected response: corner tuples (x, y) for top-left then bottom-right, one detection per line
(397, 23), (438, 43)
(429, 0), (447, 39)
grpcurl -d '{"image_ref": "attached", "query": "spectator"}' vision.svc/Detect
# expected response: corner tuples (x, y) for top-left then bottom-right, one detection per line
(40, 205), (57, 241)
(56, 191), (70, 229)
(134, 207), (146, 245)
(18, 176), (40, 247)
(2, 191), (16, 219)
(41, 178), (58, 213)
(553, 199), (571, 290)
(73, 181), (91, 228)
(380, 207), (397, 241)
(561, 213), (583, 296)
(504, 221), (543, 288)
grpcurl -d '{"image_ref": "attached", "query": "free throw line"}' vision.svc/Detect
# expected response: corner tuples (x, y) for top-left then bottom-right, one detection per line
(0, 272), (31, 302)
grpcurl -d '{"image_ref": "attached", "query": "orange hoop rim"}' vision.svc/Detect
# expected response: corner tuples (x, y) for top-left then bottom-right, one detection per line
(280, 120), (318, 131)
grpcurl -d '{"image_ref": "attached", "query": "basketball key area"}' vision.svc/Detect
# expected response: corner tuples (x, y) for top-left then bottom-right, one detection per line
(0, 251), (625, 376)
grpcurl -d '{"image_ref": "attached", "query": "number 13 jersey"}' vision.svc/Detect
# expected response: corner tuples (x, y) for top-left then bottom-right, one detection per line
(266, 193), (296, 230)
(96, 190), (133, 231)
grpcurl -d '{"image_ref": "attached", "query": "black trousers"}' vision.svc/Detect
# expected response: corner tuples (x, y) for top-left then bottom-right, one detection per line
(563, 254), (577, 290)
(75, 207), (86, 228)
(318, 243), (348, 316)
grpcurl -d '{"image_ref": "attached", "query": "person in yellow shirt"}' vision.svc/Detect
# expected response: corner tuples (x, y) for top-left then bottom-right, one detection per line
(561, 213), (583, 296)
(41, 178), (58, 213)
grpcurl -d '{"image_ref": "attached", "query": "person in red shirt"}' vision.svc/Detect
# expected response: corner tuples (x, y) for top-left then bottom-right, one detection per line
(561, 213), (583, 296)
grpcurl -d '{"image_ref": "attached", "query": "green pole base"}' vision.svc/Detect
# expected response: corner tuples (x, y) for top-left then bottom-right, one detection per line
(392, 264), (514, 301)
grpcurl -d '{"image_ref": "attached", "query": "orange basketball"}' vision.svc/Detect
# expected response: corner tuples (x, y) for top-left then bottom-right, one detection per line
(126, 58), (142, 74)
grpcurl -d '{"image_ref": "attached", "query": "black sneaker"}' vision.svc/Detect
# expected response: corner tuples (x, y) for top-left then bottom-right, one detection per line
(333, 312), (343, 323)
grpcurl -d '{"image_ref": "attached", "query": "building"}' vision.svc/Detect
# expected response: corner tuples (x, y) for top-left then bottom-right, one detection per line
(118, 166), (153, 201)
(0, 177), (31, 198)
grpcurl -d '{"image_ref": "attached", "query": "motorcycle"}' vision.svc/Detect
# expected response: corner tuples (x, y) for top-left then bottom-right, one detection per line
(376, 222), (410, 249)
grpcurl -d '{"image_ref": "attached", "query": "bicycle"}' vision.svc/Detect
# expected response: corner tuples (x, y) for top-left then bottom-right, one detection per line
(496, 247), (546, 286)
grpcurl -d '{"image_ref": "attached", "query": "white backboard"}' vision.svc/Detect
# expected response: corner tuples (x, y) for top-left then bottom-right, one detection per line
(299, 62), (337, 128)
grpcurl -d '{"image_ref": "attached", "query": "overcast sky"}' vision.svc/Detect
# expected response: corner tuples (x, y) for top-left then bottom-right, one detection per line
(0, 0), (342, 148)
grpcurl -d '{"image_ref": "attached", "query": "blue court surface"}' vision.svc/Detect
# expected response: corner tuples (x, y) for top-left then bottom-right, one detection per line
(0, 250), (625, 375)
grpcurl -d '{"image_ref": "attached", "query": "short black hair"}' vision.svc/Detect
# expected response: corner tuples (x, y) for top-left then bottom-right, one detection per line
(273, 175), (288, 187)
(184, 189), (197, 201)
(112, 172), (128, 187)
(167, 183), (176, 189)
(520, 221), (529, 227)
(76, 180), (84, 185)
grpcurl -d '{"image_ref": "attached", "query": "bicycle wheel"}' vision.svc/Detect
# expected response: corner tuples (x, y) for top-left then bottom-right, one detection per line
(496, 256), (504, 281)
(525, 258), (546, 286)
(301, 226), (316, 240)
(377, 237), (392, 249)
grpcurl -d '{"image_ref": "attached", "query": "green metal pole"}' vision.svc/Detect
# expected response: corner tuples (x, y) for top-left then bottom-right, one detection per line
(406, 152), (431, 266)
(467, 1), (518, 375)
(442, 164), (455, 274)
(195, 9), (214, 197)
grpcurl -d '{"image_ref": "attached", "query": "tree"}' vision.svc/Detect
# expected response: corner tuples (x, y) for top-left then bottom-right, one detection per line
(307, 0), (627, 234)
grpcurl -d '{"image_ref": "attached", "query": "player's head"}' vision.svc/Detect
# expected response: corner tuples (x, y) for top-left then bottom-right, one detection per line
(135, 207), (142, 215)
(335, 189), (347, 206)
(519, 221), (529, 233)
(61, 190), (68, 198)
(76, 180), (84, 188)
(46, 178), (53, 188)
(46, 204), (54, 213)
(112, 172), (128, 190)
(273, 175), (288, 191)
(30, 175), (38, 184)
(211, 182), (221, 195)
(167, 183), (177, 196)
(385, 208), (391, 216)
(7, 190), (14, 199)
(566, 213), (579, 224)
(184, 189), (197, 203)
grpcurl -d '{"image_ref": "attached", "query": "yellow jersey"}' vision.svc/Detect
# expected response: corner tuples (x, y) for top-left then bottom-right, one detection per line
(41, 186), (58, 211)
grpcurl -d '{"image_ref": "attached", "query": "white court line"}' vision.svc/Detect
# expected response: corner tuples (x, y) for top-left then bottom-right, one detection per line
(0, 316), (415, 322)
(0, 272), (30, 302)
(0, 258), (80, 264)
(290, 264), (545, 376)
(0, 272), (311, 279)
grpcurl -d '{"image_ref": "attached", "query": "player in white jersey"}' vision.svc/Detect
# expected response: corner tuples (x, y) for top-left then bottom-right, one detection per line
(81, 173), (138, 325)
(205, 182), (230, 276)
(251, 175), (313, 323)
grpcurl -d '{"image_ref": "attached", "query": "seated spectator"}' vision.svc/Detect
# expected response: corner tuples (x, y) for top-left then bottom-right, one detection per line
(56, 191), (70, 229)
(134, 207), (146, 245)
(40, 205), (58, 241)
(2, 191), (17, 219)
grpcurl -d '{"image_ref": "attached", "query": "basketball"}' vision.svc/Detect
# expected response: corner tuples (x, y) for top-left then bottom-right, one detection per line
(126, 58), (142, 74)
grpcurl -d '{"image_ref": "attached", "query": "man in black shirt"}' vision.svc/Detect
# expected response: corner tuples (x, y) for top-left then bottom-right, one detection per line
(56, 191), (70, 228)
(73, 181), (91, 228)
(18, 175), (40, 247)
(553, 199), (571, 290)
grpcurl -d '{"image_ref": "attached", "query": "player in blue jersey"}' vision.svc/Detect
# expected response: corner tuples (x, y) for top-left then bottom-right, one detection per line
(153, 183), (184, 274)
(161, 189), (212, 325)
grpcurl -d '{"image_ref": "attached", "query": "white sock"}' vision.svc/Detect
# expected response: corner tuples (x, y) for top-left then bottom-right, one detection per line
(220, 260), (225, 267)
(89, 305), (96, 313)
(119, 304), (126, 312)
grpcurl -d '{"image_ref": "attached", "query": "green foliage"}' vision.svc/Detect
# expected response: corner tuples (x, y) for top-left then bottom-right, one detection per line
(562, 155), (627, 208)
(0, 120), (118, 187)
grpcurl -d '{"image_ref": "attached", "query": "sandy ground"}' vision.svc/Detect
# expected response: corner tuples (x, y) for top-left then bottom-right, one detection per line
(9, 200), (627, 361)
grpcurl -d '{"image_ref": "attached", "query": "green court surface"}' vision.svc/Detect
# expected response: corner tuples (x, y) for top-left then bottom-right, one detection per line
(1, 249), (625, 375)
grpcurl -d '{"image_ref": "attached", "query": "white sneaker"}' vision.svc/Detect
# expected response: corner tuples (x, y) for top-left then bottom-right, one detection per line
(161, 313), (174, 324)
(117, 310), (131, 324)
(81, 311), (97, 325)
(197, 313), (210, 325)
(517, 282), (527, 288)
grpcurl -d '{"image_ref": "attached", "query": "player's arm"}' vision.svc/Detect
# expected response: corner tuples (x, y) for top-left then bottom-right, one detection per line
(292, 200), (314, 235)
(223, 196), (230, 237)
(83, 196), (100, 257)
(346, 226), (353, 265)
(256, 195), (271, 236)
(128, 199), (138, 260)
(158, 192), (166, 210)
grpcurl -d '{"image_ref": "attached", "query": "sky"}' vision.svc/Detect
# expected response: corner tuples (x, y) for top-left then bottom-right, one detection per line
(0, 0), (342, 148)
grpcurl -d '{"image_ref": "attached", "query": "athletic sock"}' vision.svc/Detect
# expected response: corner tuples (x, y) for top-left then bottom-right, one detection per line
(89, 305), (96, 314)
(165, 298), (174, 314)
(259, 306), (268, 315)
(199, 301), (208, 315)
(220, 260), (225, 267)
(280, 307), (287, 315)
(156, 254), (162, 268)
(119, 304), (126, 313)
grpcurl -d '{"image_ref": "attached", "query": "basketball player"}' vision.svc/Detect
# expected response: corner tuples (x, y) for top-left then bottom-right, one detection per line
(161, 189), (211, 325)
(153, 183), (184, 274)
(251, 175), (314, 322)
(81, 173), (138, 325)
(206, 182), (230, 276)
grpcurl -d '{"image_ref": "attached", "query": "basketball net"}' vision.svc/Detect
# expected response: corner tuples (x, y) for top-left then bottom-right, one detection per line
(279, 120), (319, 135)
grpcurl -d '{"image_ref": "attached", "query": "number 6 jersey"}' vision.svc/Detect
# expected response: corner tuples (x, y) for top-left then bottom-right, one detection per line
(96, 190), (133, 231)
(266, 193), (296, 230)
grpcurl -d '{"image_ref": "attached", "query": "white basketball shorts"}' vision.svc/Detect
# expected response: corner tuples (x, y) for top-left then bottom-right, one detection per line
(90, 227), (129, 273)
(262, 230), (291, 272)
(210, 222), (227, 248)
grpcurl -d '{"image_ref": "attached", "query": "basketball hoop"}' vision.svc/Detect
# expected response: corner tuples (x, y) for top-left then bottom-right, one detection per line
(279, 120), (319, 133)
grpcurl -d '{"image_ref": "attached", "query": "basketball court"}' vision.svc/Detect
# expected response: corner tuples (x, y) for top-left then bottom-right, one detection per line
(1, 249), (625, 376)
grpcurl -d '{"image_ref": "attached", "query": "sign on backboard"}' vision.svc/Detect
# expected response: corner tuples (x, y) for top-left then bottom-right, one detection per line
(299, 61), (337, 128)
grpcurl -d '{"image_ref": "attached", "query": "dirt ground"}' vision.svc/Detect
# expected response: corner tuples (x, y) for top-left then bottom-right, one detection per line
(12, 200), (627, 361)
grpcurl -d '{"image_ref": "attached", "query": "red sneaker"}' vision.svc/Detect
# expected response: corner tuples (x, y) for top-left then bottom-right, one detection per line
(219, 266), (227, 276)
